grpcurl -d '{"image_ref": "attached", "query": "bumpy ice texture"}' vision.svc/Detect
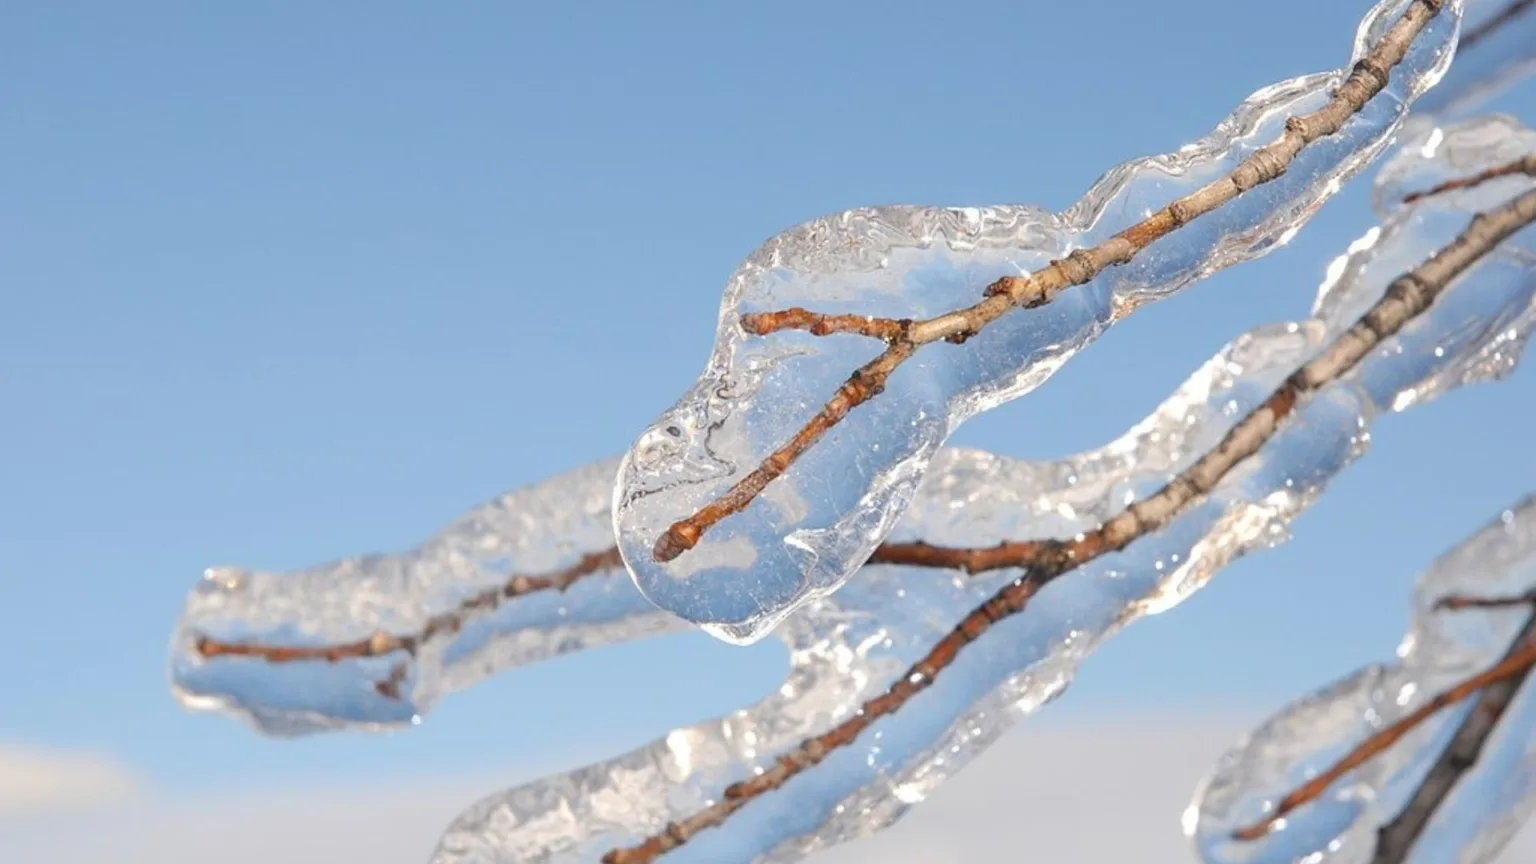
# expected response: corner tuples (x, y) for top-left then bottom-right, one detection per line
(1187, 498), (1536, 864)
(169, 459), (685, 735)
(613, 0), (1463, 644)
(427, 117), (1535, 863)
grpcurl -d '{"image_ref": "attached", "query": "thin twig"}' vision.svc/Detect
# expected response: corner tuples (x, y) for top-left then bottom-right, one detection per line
(1374, 602), (1536, 864)
(189, 547), (622, 697)
(1229, 595), (1536, 848)
(653, 0), (1451, 563)
(602, 175), (1536, 864)
(1435, 589), (1536, 610)
(739, 308), (914, 342)
(1460, 0), (1535, 52)
(1401, 153), (1536, 203)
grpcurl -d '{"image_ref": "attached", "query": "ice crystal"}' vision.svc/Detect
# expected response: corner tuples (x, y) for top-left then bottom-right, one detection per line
(1187, 497), (1536, 864)
(613, 0), (1463, 644)
(423, 118), (1535, 863)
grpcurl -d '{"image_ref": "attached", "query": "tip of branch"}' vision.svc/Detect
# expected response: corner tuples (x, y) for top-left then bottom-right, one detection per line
(1231, 822), (1273, 841)
(653, 523), (700, 562)
(739, 312), (773, 336)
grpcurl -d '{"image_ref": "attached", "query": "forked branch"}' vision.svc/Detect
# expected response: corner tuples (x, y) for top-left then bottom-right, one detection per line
(191, 162), (1536, 713)
(1229, 592), (1536, 864)
(602, 171), (1536, 863)
(653, 0), (1451, 564)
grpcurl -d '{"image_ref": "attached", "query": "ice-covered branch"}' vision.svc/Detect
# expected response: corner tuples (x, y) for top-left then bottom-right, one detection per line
(173, 142), (1536, 738)
(1229, 608), (1536, 844)
(1189, 498), (1536, 864)
(613, 0), (1462, 645)
(594, 124), (1536, 864)
(1464, 0), (1533, 47)
(1406, 0), (1536, 135)
(418, 117), (1536, 864)
(870, 153), (1536, 576)
(1372, 599), (1535, 864)
(170, 459), (677, 734)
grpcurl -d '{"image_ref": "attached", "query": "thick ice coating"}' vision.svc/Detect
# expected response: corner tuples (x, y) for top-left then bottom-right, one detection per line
(168, 114), (1535, 859)
(1187, 498), (1536, 864)
(613, 0), (1463, 644)
(169, 459), (684, 735)
(427, 119), (1535, 863)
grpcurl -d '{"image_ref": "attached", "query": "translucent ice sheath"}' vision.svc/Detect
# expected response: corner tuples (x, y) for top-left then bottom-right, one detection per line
(418, 118), (1536, 863)
(165, 110), (1535, 740)
(1188, 497), (1536, 864)
(612, 0), (1463, 645)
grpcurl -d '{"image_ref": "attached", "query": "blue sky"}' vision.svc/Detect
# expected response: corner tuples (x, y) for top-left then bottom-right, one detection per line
(3, 0), (1535, 831)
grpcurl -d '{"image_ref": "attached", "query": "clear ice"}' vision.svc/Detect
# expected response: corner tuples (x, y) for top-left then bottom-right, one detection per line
(421, 119), (1536, 863)
(1187, 497), (1536, 864)
(613, 0), (1463, 644)
(169, 459), (685, 735)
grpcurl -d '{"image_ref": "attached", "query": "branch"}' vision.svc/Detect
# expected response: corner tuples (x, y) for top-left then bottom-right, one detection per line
(651, 0), (1451, 564)
(1461, 0), (1535, 52)
(1373, 604), (1536, 863)
(188, 547), (621, 697)
(189, 153), (1536, 717)
(1401, 153), (1536, 202)
(601, 173), (1536, 863)
(1226, 594), (1536, 858)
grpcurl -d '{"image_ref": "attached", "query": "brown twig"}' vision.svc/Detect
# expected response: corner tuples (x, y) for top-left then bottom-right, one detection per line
(739, 308), (913, 342)
(652, 0), (1451, 564)
(1373, 601), (1536, 863)
(602, 168), (1536, 864)
(1401, 153), (1536, 203)
(1460, 0), (1535, 52)
(1230, 594), (1536, 849)
(1434, 588), (1536, 610)
(873, 162), (1536, 576)
(189, 547), (623, 698)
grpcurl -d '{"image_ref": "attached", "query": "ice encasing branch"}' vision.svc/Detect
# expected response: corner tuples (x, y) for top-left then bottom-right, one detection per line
(1228, 594), (1536, 858)
(601, 157), (1536, 864)
(651, 0), (1451, 565)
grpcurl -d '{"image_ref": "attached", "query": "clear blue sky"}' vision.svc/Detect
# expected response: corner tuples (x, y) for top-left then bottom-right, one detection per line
(3, 0), (1534, 802)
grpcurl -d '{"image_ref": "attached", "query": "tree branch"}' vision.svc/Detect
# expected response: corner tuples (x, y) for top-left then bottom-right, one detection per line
(1461, 0), (1535, 52)
(1226, 594), (1536, 859)
(1373, 603), (1536, 863)
(1401, 153), (1536, 202)
(652, 0), (1451, 564)
(189, 159), (1536, 713)
(602, 170), (1536, 863)
(188, 547), (622, 697)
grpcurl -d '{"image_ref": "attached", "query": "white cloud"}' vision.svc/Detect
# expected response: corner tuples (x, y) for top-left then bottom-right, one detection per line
(0, 742), (138, 817)
(1, 714), (1532, 863)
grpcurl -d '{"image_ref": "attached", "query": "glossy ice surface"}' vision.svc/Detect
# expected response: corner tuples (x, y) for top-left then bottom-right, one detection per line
(613, 0), (1463, 644)
(1188, 498), (1536, 864)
